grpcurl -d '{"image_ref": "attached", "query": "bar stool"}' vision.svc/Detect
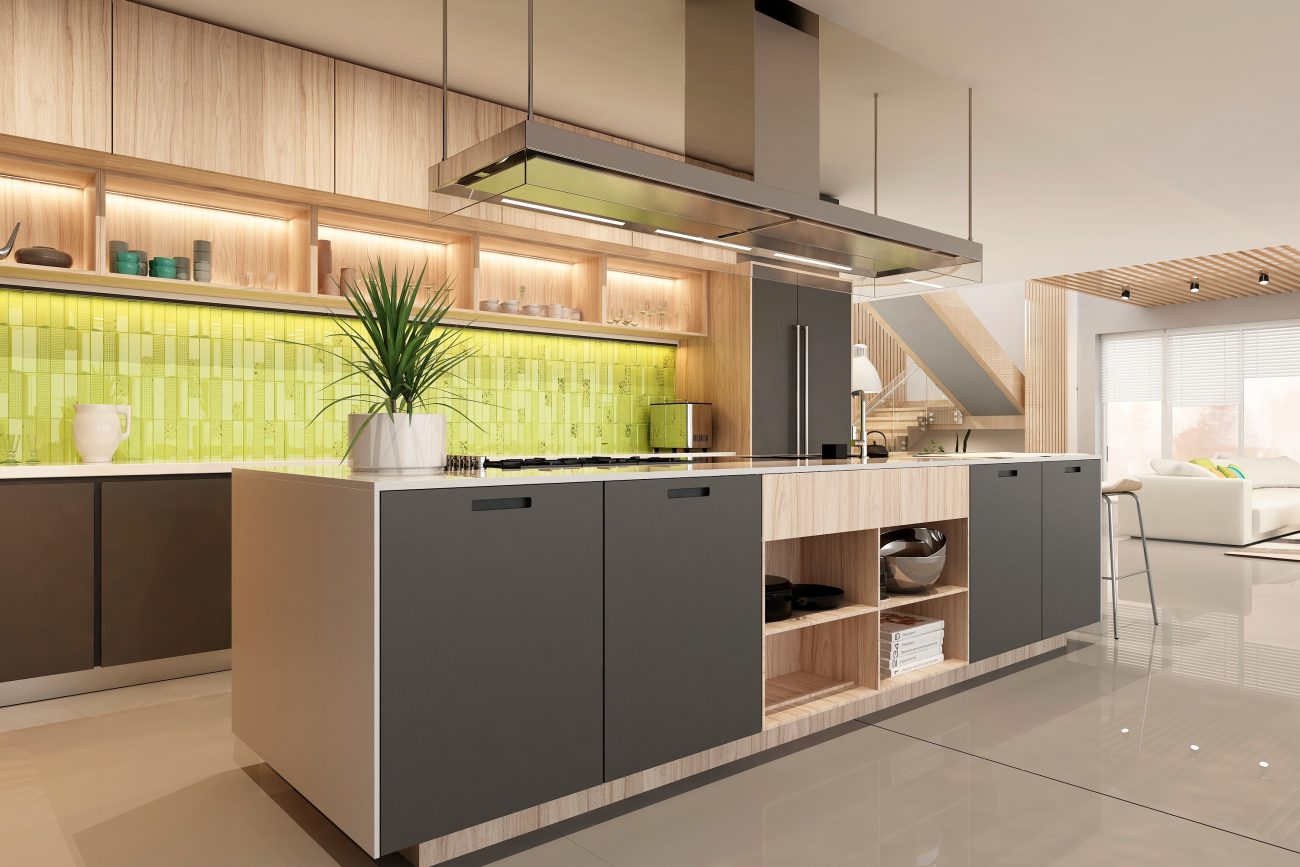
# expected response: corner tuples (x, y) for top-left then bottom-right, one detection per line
(1102, 478), (1159, 639)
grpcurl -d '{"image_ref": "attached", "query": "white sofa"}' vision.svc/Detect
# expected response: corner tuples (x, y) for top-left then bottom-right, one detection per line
(1117, 456), (1300, 546)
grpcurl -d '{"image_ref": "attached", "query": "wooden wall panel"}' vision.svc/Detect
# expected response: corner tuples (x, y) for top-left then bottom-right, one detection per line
(0, 0), (110, 151)
(335, 63), (437, 209)
(1025, 280), (1069, 452)
(112, 1), (335, 191)
(676, 271), (751, 453)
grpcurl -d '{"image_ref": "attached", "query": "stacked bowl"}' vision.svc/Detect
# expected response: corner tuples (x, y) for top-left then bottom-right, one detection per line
(193, 240), (212, 282)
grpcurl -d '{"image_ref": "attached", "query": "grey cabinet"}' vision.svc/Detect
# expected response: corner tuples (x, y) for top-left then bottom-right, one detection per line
(969, 463), (1043, 662)
(604, 475), (763, 780)
(751, 275), (851, 454)
(100, 477), (232, 666)
(1042, 459), (1101, 636)
(0, 482), (95, 682)
(378, 484), (604, 853)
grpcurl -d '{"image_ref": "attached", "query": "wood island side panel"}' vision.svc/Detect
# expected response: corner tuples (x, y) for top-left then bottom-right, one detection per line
(761, 465), (969, 541)
(231, 473), (379, 856)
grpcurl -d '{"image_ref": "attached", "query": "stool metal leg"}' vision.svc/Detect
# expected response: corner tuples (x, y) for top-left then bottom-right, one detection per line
(1105, 494), (1119, 639)
(1126, 492), (1159, 626)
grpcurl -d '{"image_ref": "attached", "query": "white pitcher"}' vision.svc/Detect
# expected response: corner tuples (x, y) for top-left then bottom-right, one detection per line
(72, 404), (131, 463)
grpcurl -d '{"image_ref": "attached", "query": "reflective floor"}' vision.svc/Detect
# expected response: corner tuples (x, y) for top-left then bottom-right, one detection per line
(3, 537), (1300, 866)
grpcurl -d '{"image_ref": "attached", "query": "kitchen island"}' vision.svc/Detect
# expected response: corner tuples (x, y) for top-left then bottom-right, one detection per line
(231, 454), (1100, 864)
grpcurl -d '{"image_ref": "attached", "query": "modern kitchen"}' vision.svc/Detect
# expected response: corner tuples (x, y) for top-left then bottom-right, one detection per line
(0, 2), (1109, 866)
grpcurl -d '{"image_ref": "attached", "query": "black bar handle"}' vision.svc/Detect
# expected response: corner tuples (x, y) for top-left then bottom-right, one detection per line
(667, 486), (710, 499)
(997, 469), (1018, 478)
(1063, 465), (1082, 474)
(472, 496), (532, 511)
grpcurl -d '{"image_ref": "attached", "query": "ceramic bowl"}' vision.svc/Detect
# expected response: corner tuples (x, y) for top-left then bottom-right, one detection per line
(16, 246), (73, 268)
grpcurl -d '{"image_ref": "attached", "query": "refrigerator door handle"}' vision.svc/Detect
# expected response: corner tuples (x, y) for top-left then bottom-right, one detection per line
(792, 324), (802, 453)
(802, 324), (810, 455)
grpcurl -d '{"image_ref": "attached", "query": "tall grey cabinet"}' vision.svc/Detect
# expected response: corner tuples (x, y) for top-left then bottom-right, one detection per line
(969, 459), (1102, 661)
(604, 476), (763, 780)
(751, 272), (852, 454)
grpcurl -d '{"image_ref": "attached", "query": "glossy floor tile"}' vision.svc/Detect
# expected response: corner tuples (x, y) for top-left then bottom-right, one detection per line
(878, 536), (1300, 855)
(3, 538), (1300, 866)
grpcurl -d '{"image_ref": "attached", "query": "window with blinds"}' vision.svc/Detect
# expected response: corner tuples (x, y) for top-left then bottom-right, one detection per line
(1100, 320), (1300, 470)
(1100, 333), (1164, 403)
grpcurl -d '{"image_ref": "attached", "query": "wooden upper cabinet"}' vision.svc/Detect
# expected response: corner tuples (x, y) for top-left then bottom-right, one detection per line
(335, 63), (437, 209)
(0, 0), (111, 151)
(112, 1), (334, 191)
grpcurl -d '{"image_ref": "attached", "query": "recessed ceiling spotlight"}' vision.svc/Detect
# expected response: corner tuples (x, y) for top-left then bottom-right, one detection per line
(1120, 727), (1130, 733)
(1120, 288), (1132, 301)
(1260, 272), (1270, 285)
(1190, 744), (1201, 751)
(1189, 279), (1200, 294)
(1260, 761), (1270, 768)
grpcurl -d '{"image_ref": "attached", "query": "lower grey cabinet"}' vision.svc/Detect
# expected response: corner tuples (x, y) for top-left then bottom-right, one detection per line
(1042, 459), (1102, 636)
(100, 477), (232, 666)
(603, 475), (763, 781)
(969, 463), (1043, 662)
(0, 482), (95, 682)
(378, 484), (604, 853)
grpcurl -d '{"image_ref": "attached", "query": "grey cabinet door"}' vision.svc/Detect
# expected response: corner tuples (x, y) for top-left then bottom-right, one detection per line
(0, 483), (95, 682)
(100, 477), (232, 666)
(751, 276), (799, 454)
(969, 463), (1043, 661)
(604, 475), (763, 781)
(379, 484), (603, 852)
(798, 285), (851, 453)
(1042, 459), (1102, 637)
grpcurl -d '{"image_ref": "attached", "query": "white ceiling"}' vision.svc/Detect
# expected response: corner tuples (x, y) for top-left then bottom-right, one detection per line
(140, 0), (1300, 285)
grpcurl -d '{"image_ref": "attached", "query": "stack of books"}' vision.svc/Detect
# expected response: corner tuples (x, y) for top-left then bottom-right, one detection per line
(880, 611), (944, 677)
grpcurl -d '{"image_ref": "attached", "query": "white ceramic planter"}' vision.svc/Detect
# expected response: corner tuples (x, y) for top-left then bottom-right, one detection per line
(347, 413), (446, 472)
(72, 403), (131, 463)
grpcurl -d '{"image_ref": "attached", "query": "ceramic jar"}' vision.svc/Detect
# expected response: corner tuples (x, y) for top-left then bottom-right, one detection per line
(72, 404), (131, 463)
(347, 413), (446, 471)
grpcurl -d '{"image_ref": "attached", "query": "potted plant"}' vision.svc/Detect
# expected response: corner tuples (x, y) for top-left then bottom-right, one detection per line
(313, 260), (475, 472)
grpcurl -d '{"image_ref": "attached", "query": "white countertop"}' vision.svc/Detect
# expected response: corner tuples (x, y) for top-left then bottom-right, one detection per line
(236, 453), (1097, 492)
(0, 453), (736, 481)
(0, 459), (338, 480)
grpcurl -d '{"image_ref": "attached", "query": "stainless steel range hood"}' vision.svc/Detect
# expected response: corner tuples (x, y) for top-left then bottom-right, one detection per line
(431, 0), (981, 280)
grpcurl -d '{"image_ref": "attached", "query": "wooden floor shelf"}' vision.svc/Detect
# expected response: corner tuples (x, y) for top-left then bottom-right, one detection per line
(764, 603), (877, 637)
(879, 658), (966, 690)
(878, 585), (968, 611)
(764, 670), (857, 713)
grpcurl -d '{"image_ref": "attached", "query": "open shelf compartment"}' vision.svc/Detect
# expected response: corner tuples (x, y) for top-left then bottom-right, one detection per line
(604, 256), (707, 335)
(475, 236), (601, 324)
(878, 517), (968, 610)
(764, 613), (877, 717)
(879, 592), (969, 689)
(764, 528), (880, 636)
(318, 209), (475, 309)
(0, 154), (97, 273)
(103, 174), (311, 293)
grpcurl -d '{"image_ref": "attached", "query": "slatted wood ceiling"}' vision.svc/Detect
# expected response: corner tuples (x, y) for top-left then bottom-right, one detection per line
(1035, 245), (1300, 307)
(1025, 281), (1069, 452)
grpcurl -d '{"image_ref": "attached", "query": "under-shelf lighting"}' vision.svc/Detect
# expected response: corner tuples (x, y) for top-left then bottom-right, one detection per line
(499, 197), (626, 226)
(653, 229), (751, 251)
(771, 251), (854, 273)
(904, 278), (944, 289)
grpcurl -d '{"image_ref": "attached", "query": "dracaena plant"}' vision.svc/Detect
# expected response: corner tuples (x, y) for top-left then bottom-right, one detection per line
(306, 260), (477, 454)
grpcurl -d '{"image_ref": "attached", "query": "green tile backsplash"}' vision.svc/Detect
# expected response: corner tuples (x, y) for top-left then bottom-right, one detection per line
(0, 288), (676, 464)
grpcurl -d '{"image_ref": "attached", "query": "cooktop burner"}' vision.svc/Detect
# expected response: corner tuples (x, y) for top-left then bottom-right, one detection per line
(485, 455), (690, 470)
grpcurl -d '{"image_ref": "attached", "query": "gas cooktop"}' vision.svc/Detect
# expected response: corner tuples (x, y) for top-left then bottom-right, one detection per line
(484, 455), (691, 470)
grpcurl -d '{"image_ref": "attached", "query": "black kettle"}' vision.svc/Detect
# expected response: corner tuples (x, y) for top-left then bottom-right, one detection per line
(864, 430), (889, 459)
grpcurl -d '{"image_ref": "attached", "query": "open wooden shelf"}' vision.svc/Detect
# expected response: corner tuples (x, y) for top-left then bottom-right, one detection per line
(764, 603), (877, 637)
(878, 585), (968, 612)
(0, 148), (720, 342)
(879, 658), (966, 690)
(764, 670), (855, 713)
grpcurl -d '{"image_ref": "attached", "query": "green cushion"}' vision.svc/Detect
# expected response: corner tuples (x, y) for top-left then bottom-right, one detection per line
(1190, 458), (1226, 477)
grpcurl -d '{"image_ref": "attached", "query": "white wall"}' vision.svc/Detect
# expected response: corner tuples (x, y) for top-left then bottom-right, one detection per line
(1074, 292), (1300, 454)
(953, 280), (1026, 371)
